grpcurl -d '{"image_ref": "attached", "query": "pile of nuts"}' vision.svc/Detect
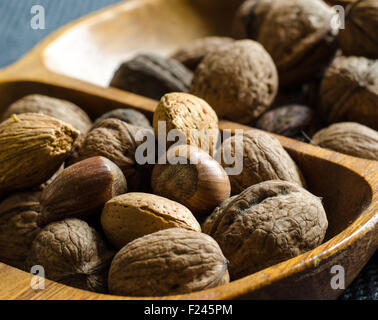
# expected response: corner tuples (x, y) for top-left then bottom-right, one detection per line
(0, 0), (377, 298)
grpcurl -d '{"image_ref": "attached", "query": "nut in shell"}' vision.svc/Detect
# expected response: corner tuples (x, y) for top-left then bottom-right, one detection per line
(0, 113), (79, 194)
(0, 191), (41, 269)
(26, 218), (114, 293)
(153, 92), (220, 155)
(221, 129), (306, 195)
(319, 55), (378, 130)
(40, 156), (127, 225)
(108, 228), (229, 297)
(203, 180), (328, 279)
(1, 94), (92, 134)
(190, 40), (278, 124)
(151, 145), (231, 217)
(312, 122), (378, 161)
(110, 53), (193, 100)
(101, 192), (201, 249)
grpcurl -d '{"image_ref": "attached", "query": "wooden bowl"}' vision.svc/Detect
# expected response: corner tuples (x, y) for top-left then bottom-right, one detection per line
(0, 0), (375, 300)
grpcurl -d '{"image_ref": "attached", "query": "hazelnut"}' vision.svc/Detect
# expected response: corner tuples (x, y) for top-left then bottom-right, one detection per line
(151, 145), (231, 217)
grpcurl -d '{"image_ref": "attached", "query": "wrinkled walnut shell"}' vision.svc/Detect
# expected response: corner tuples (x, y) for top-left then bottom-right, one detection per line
(338, 0), (378, 59)
(108, 228), (229, 297)
(203, 180), (328, 279)
(110, 53), (193, 100)
(312, 122), (378, 160)
(190, 40), (278, 124)
(101, 192), (201, 249)
(0, 191), (41, 269)
(319, 55), (378, 130)
(171, 37), (234, 71)
(26, 218), (114, 293)
(1, 95), (92, 134)
(221, 129), (306, 195)
(69, 118), (153, 191)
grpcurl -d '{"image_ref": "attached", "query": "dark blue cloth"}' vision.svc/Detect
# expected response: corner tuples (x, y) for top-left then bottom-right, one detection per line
(0, 0), (376, 300)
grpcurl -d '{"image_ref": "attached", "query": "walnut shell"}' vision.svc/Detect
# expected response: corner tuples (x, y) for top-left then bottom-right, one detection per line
(203, 180), (328, 279)
(238, 0), (338, 86)
(69, 118), (153, 191)
(40, 156), (127, 225)
(151, 145), (231, 217)
(171, 37), (234, 71)
(0, 191), (41, 269)
(93, 108), (152, 129)
(255, 104), (319, 139)
(26, 218), (114, 293)
(319, 55), (378, 130)
(190, 40), (278, 124)
(338, 0), (378, 59)
(108, 228), (229, 297)
(110, 53), (193, 100)
(1, 95), (92, 134)
(0, 113), (79, 194)
(312, 122), (378, 160)
(153, 92), (220, 155)
(221, 129), (306, 195)
(101, 193), (201, 249)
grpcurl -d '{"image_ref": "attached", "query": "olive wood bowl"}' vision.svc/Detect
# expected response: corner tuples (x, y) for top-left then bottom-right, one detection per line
(0, 0), (375, 300)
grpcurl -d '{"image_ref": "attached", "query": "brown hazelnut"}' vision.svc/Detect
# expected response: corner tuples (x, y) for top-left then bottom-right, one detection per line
(319, 55), (378, 130)
(338, 0), (378, 59)
(190, 40), (278, 124)
(203, 180), (328, 279)
(151, 145), (231, 217)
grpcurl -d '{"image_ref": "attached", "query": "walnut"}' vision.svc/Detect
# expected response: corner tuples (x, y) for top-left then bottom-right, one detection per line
(1, 95), (92, 134)
(26, 218), (114, 293)
(109, 53), (193, 100)
(0, 191), (41, 269)
(312, 122), (378, 160)
(93, 108), (152, 129)
(255, 104), (319, 139)
(69, 118), (153, 191)
(221, 129), (306, 195)
(338, 0), (378, 59)
(190, 40), (278, 124)
(153, 92), (220, 155)
(171, 37), (234, 71)
(235, 0), (338, 87)
(108, 228), (229, 297)
(101, 192), (201, 249)
(319, 55), (378, 130)
(203, 180), (328, 280)
(0, 113), (79, 194)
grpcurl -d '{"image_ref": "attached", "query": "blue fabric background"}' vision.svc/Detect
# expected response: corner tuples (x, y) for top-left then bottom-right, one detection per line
(0, 0), (376, 300)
